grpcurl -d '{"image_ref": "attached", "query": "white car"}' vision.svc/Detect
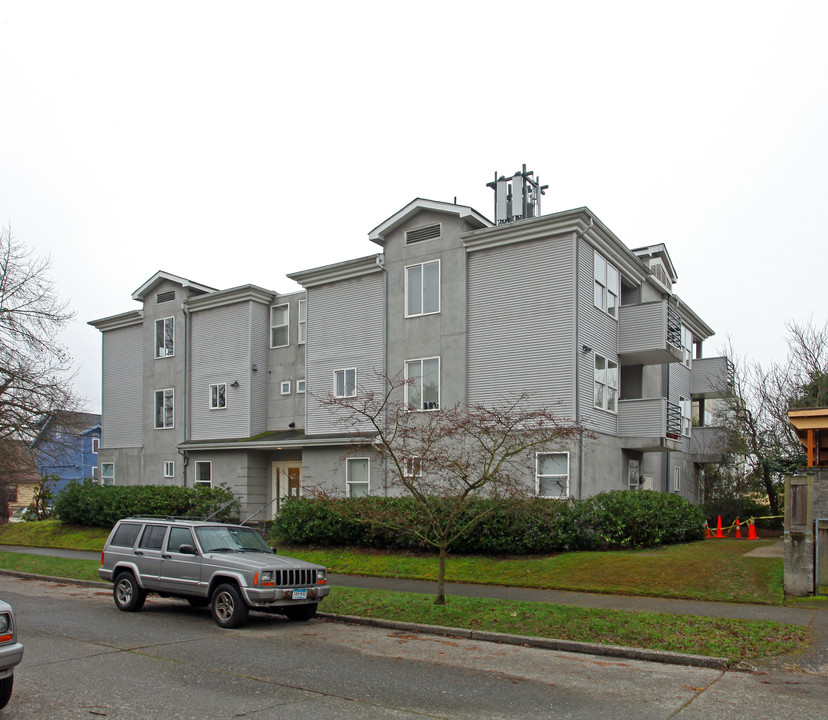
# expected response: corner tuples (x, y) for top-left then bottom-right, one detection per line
(0, 599), (24, 709)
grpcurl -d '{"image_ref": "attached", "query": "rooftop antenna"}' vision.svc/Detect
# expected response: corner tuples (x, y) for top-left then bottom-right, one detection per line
(486, 164), (547, 224)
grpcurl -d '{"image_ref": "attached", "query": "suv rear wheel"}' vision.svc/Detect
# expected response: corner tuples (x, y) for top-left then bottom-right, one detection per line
(113, 571), (147, 612)
(210, 584), (249, 628)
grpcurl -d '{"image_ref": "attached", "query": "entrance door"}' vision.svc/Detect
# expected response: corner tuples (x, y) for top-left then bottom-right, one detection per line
(271, 462), (302, 518)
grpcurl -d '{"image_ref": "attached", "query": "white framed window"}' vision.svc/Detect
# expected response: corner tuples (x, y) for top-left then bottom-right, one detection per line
(195, 461), (212, 487)
(403, 457), (422, 478)
(681, 326), (693, 367)
(594, 355), (618, 413)
(673, 466), (681, 492)
(334, 368), (356, 398)
(155, 317), (175, 358)
(298, 298), (307, 344)
(281, 381), (291, 395)
(346, 457), (370, 497)
(163, 461), (175, 478)
(270, 304), (289, 348)
(91, 466), (98, 481)
(101, 463), (115, 487)
(680, 396), (691, 437)
(536, 452), (569, 498)
(628, 459), (641, 490)
(405, 260), (440, 317)
(297, 379), (306, 394)
(209, 383), (227, 410)
(154, 388), (174, 429)
(593, 252), (619, 318)
(92, 437), (100, 453)
(405, 357), (440, 410)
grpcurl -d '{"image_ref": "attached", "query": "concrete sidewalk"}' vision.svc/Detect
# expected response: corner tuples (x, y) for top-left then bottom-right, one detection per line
(2, 543), (826, 672)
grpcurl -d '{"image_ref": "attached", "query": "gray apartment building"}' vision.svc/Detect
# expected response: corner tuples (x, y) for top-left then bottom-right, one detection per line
(90, 172), (732, 520)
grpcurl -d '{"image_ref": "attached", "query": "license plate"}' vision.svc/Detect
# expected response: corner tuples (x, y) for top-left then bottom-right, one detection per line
(292, 589), (308, 600)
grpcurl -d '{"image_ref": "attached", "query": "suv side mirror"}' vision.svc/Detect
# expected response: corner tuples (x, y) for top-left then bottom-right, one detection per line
(178, 544), (197, 555)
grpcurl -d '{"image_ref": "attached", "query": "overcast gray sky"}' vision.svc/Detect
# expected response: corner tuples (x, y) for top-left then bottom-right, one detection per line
(2, 0), (826, 413)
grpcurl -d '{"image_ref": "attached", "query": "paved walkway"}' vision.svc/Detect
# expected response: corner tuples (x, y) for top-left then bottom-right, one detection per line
(2, 543), (826, 672)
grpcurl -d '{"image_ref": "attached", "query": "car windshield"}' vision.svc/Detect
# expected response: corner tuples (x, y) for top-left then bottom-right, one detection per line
(194, 526), (272, 554)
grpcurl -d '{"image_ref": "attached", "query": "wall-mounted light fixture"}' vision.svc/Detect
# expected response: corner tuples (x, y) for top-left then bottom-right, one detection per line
(230, 380), (240, 388)
(581, 345), (592, 354)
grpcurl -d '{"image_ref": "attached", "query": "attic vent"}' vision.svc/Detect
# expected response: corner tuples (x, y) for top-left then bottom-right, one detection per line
(405, 223), (441, 245)
(156, 290), (176, 304)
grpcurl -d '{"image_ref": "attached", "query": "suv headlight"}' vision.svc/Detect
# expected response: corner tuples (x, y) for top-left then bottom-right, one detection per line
(317, 569), (327, 585)
(260, 571), (275, 586)
(0, 613), (11, 642)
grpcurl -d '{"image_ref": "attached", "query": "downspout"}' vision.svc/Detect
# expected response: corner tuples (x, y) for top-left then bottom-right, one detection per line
(574, 217), (594, 500)
(179, 303), (190, 487)
(376, 252), (388, 496)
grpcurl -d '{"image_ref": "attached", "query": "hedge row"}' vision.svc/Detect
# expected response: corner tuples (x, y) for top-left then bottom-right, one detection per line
(271, 490), (706, 553)
(53, 479), (238, 528)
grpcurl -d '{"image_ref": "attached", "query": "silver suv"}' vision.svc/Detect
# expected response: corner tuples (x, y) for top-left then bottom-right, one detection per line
(0, 599), (23, 709)
(98, 518), (330, 628)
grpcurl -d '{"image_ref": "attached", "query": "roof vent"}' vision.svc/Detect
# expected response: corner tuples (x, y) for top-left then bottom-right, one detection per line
(405, 223), (441, 245)
(487, 164), (547, 225)
(156, 290), (176, 304)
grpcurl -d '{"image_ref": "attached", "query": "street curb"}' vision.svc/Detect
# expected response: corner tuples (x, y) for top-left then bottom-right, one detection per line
(0, 569), (731, 670)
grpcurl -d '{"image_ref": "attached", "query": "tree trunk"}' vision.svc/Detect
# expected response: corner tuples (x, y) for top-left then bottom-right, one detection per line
(762, 465), (780, 517)
(435, 543), (447, 605)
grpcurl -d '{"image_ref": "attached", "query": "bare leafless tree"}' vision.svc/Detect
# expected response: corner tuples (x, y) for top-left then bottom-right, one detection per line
(0, 227), (80, 447)
(315, 372), (581, 603)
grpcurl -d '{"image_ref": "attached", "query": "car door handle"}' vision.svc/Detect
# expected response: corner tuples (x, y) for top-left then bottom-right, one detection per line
(134, 551), (144, 556)
(162, 554), (171, 559)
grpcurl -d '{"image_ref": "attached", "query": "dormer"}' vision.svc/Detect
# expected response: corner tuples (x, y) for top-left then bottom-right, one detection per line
(631, 244), (677, 292)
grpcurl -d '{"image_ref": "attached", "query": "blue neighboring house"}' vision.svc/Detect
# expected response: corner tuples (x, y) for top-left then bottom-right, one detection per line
(30, 411), (102, 495)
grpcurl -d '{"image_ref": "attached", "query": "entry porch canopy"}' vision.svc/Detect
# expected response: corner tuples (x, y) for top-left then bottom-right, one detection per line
(788, 407), (828, 468)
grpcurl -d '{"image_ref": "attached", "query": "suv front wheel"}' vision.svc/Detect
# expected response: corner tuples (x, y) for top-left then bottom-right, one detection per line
(113, 571), (147, 612)
(210, 584), (249, 628)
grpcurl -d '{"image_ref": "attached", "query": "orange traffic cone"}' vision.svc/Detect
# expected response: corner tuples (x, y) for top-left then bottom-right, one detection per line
(714, 515), (724, 538)
(735, 518), (741, 538)
(747, 521), (758, 540)
(704, 520), (711, 538)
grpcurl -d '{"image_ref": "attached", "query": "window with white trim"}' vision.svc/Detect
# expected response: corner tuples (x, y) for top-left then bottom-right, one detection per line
(281, 381), (291, 395)
(92, 466), (98, 481)
(346, 457), (369, 497)
(594, 355), (618, 413)
(92, 437), (100, 453)
(163, 461), (175, 478)
(155, 317), (174, 358)
(209, 383), (227, 410)
(298, 298), (307, 344)
(101, 463), (114, 486)
(154, 389), (174, 429)
(593, 252), (619, 318)
(405, 260), (440, 317)
(297, 379), (306, 394)
(405, 357), (440, 410)
(536, 453), (569, 498)
(681, 326), (693, 367)
(195, 461), (212, 487)
(334, 368), (356, 398)
(680, 396), (691, 437)
(270, 304), (289, 348)
(673, 466), (681, 492)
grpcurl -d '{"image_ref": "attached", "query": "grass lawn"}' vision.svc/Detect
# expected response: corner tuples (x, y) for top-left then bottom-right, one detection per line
(277, 539), (785, 605)
(0, 522), (804, 664)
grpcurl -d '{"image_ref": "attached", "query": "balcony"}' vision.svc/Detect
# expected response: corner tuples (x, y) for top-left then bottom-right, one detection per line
(691, 356), (735, 398)
(618, 301), (684, 367)
(618, 398), (683, 452)
(687, 426), (730, 463)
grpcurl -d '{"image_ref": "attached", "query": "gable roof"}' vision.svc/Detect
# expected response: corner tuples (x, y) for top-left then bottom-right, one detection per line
(131, 271), (217, 301)
(368, 198), (492, 246)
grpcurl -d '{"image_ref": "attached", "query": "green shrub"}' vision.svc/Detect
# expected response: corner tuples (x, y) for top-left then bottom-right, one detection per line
(53, 480), (238, 527)
(271, 491), (705, 553)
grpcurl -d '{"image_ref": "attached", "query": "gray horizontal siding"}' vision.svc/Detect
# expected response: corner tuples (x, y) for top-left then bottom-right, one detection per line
(468, 235), (575, 416)
(102, 324), (143, 447)
(691, 356), (732, 397)
(618, 398), (664, 436)
(190, 302), (256, 440)
(306, 273), (385, 435)
(619, 302), (667, 354)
